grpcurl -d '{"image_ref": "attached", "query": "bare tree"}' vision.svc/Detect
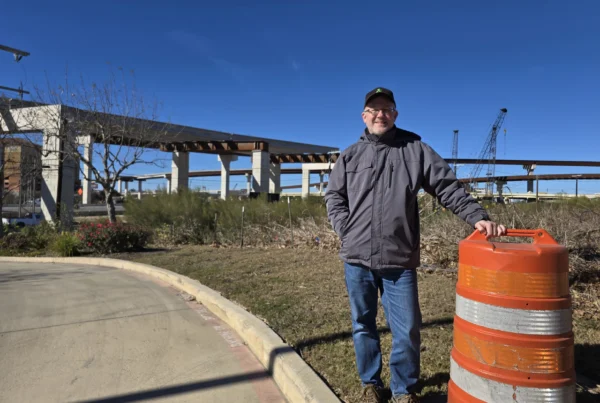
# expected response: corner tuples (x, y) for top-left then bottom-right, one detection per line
(4, 71), (171, 223)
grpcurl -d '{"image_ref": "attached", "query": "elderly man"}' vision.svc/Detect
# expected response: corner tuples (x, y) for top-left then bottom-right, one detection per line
(324, 87), (506, 403)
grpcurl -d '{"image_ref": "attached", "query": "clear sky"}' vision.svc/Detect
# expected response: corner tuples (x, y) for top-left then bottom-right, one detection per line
(2, 0), (599, 194)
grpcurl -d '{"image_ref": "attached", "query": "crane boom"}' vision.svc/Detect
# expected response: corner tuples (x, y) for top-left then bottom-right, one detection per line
(468, 108), (508, 195)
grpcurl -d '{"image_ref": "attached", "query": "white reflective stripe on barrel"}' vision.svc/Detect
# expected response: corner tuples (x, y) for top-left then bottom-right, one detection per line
(450, 358), (575, 403)
(455, 294), (572, 335)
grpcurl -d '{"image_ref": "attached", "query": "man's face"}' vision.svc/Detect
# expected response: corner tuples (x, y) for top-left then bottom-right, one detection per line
(361, 96), (398, 135)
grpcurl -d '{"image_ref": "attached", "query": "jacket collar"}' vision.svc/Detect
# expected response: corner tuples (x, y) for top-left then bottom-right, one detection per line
(360, 126), (421, 146)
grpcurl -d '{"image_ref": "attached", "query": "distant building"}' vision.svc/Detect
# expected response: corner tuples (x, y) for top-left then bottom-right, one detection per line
(1, 138), (42, 196)
(1, 137), (83, 198)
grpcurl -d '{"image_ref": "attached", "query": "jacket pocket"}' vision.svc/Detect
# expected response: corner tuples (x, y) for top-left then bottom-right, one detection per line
(346, 161), (373, 190)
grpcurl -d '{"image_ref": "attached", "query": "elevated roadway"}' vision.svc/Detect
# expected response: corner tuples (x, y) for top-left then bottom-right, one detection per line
(122, 159), (600, 182)
(280, 173), (600, 190)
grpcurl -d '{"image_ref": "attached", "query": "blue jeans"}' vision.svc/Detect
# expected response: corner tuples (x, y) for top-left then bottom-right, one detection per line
(344, 262), (422, 396)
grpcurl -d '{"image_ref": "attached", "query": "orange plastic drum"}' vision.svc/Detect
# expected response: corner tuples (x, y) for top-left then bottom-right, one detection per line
(448, 229), (575, 403)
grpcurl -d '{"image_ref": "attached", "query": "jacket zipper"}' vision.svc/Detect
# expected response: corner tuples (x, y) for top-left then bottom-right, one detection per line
(388, 162), (393, 188)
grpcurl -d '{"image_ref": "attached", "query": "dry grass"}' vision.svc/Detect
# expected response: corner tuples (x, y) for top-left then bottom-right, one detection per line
(120, 245), (600, 403)
(427, 199), (600, 273)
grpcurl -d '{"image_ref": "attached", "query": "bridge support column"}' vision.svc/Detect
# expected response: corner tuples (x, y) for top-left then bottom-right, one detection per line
(138, 180), (143, 200)
(171, 151), (189, 193)
(301, 163), (333, 199)
(251, 150), (269, 194)
(40, 126), (76, 228)
(80, 135), (93, 205)
(319, 171), (325, 195)
(301, 167), (311, 199)
(523, 164), (537, 192)
(245, 173), (251, 195)
(218, 155), (237, 200)
(495, 180), (507, 203)
(572, 175), (582, 198)
(269, 162), (281, 194)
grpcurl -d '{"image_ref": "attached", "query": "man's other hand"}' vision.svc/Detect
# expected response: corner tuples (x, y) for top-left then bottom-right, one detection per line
(474, 220), (507, 239)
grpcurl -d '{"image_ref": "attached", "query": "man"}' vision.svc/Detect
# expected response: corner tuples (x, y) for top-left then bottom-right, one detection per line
(324, 87), (506, 403)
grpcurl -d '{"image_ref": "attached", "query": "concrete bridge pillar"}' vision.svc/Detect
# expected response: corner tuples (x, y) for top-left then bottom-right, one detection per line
(218, 154), (237, 200)
(301, 163), (333, 199)
(301, 167), (311, 199)
(251, 150), (269, 193)
(40, 126), (76, 228)
(319, 171), (325, 195)
(245, 173), (252, 195)
(269, 162), (281, 194)
(171, 151), (189, 193)
(165, 176), (171, 194)
(80, 135), (93, 205)
(523, 164), (537, 193)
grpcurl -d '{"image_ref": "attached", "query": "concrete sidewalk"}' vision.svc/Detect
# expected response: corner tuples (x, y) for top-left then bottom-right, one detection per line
(0, 262), (285, 403)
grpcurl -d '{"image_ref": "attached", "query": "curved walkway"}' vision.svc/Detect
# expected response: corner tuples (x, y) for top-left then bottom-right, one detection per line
(0, 262), (285, 403)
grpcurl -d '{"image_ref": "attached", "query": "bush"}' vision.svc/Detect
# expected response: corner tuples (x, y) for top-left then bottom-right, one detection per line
(51, 232), (80, 257)
(0, 231), (31, 251)
(77, 220), (150, 254)
(22, 222), (58, 250)
(0, 222), (60, 255)
(124, 189), (329, 246)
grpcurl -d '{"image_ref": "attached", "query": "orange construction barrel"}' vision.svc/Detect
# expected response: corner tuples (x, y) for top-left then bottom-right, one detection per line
(448, 229), (575, 403)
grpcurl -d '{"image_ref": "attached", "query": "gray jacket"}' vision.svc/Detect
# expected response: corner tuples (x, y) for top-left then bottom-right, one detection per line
(324, 126), (489, 270)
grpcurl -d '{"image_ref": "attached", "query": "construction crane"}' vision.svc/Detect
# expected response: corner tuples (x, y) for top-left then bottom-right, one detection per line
(452, 130), (459, 174)
(468, 108), (508, 196)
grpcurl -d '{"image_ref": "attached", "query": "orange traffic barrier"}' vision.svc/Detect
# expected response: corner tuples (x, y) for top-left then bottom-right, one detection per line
(448, 229), (575, 402)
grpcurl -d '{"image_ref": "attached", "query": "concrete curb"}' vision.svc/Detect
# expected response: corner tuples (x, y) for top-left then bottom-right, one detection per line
(0, 256), (341, 403)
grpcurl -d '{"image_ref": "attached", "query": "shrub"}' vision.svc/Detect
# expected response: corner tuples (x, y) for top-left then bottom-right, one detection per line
(22, 222), (58, 250)
(0, 231), (31, 251)
(124, 189), (329, 246)
(51, 232), (80, 257)
(77, 220), (151, 254)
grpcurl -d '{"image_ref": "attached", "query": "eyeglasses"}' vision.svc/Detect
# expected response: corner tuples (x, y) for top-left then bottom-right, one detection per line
(364, 107), (396, 116)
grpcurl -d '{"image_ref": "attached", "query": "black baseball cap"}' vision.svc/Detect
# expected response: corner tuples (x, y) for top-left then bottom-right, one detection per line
(364, 87), (396, 107)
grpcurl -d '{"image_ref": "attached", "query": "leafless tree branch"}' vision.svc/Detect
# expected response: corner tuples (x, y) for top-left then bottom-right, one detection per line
(2, 69), (173, 223)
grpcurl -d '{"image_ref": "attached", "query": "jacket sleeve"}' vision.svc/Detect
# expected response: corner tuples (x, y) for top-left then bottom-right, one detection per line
(420, 142), (490, 227)
(324, 156), (349, 238)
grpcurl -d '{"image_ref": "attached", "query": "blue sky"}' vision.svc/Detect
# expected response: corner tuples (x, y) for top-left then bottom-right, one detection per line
(2, 0), (599, 194)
